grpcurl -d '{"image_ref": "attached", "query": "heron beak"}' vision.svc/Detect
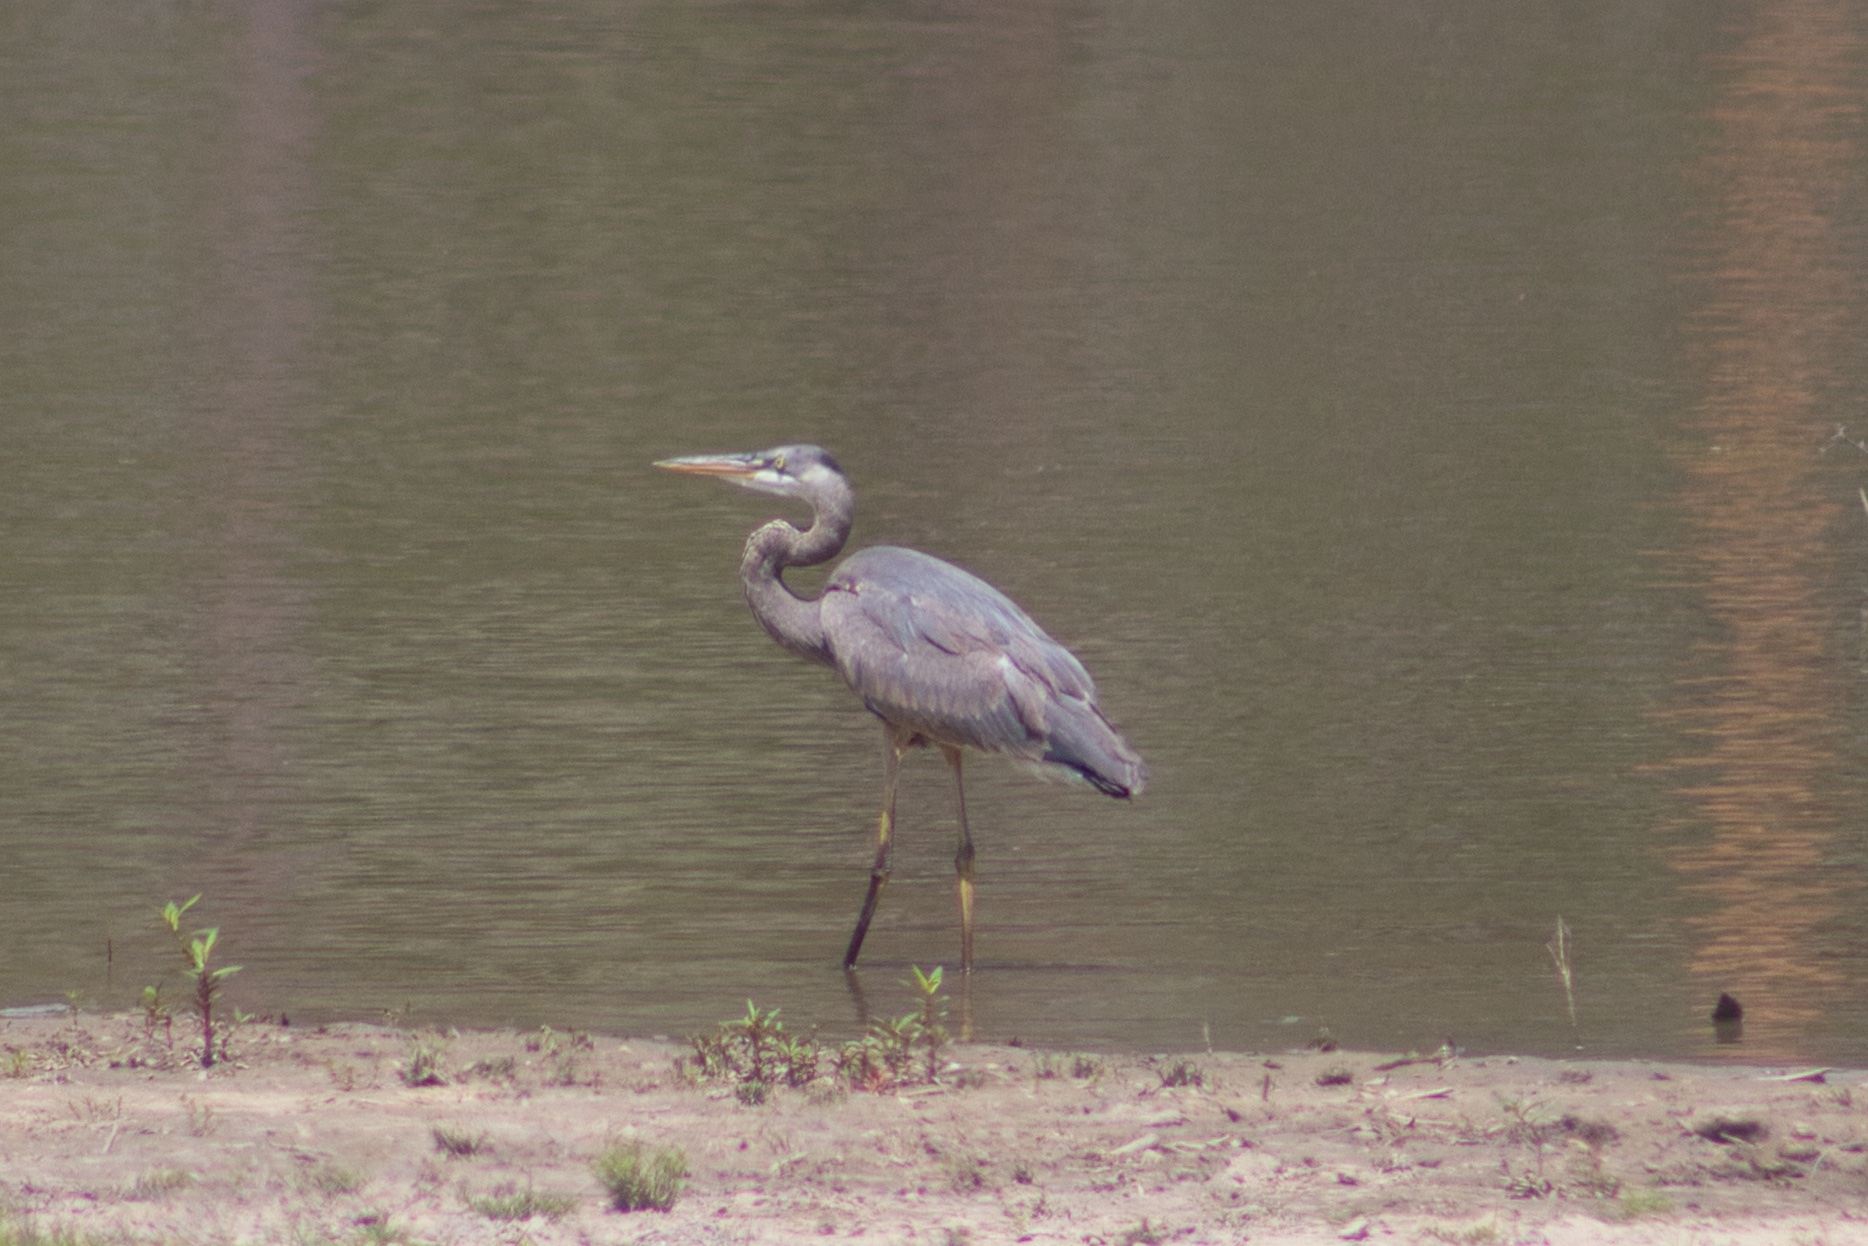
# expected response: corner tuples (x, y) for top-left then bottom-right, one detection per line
(653, 453), (764, 480)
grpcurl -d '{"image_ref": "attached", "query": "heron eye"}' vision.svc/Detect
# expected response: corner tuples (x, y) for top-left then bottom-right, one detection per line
(773, 454), (787, 471)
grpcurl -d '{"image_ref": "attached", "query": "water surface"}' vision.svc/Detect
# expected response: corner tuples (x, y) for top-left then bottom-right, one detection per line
(3, 0), (1867, 1063)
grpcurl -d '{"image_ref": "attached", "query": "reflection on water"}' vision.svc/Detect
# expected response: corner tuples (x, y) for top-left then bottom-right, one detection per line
(185, 1), (319, 854)
(1653, 0), (1867, 1058)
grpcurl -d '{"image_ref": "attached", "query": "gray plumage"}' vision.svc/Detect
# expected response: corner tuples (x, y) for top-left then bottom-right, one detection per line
(655, 443), (1146, 973)
(822, 545), (1143, 796)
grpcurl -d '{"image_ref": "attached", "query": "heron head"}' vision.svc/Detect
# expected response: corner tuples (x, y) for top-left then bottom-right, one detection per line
(654, 444), (846, 500)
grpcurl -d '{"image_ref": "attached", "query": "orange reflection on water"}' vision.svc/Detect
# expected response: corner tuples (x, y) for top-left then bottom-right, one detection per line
(1655, 0), (1865, 1058)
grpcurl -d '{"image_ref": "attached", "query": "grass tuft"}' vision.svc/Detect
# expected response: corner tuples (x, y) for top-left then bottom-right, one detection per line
(470, 1185), (578, 1222)
(1614, 1188), (1674, 1220)
(1157, 1060), (1203, 1088)
(592, 1140), (688, 1212)
(0, 1218), (94, 1246)
(126, 1167), (194, 1200)
(301, 1162), (365, 1195)
(430, 1123), (487, 1158)
(400, 1039), (448, 1087)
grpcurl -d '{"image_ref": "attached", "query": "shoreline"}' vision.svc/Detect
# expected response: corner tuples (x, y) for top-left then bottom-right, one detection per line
(2, 1012), (1864, 1244)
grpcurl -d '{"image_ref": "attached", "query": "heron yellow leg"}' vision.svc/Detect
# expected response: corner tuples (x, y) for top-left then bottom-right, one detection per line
(944, 745), (977, 976)
(844, 726), (909, 970)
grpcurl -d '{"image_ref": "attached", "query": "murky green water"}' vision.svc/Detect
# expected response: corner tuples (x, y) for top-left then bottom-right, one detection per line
(4, 0), (1867, 1063)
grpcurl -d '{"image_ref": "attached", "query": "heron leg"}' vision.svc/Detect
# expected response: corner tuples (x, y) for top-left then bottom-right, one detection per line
(844, 725), (910, 970)
(943, 744), (977, 976)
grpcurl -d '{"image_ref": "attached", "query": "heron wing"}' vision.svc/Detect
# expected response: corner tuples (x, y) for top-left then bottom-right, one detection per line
(820, 547), (1139, 795)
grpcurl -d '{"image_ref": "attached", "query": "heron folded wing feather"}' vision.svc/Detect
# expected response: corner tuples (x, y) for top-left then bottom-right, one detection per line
(822, 582), (1041, 755)
(820, 545), (1129, 778)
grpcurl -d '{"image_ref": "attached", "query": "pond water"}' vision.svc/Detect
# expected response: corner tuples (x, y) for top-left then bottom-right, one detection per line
(4, 0), (1867, 1064)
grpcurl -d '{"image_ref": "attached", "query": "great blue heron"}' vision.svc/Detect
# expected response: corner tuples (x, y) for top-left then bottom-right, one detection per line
(655, 444), (1146, 974)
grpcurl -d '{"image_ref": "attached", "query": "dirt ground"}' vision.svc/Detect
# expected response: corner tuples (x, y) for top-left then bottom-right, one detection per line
(2, 1012), (1866, 1245)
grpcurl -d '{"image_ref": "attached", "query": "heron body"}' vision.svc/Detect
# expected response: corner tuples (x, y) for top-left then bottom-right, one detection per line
(655, 444), (1146, 973)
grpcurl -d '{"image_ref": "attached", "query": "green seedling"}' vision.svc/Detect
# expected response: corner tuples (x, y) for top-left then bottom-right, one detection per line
(834, 967), (950, 1091)
(690, 971), (952, 1097)
(688, 1001), (819, 1096)
(840, 1012), (918, 1089)
(725, 1000), (783, 1087)
(774, 1033), (819, 1087)
(910, 965), (951, 1082)
(140, 985), (174, 1047)
(159, 896), (242, 1068)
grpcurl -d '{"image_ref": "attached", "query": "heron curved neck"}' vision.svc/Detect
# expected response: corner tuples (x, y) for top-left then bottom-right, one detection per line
(738, 480), (853, 665)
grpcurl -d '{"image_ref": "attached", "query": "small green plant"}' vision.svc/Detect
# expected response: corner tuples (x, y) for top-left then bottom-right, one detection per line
(401, 1039), (448, 1087)
(3, 1048), (33, 1079)
(835, 967), (950, 1091)
(159, 896), (243, 1068)
(850, 1012), (919, 1086)
(725, 999), (783, 1087)
(689, 973), (951, 1098)
(909, 965), (951, 1082)
(688, 1000), (820, 1096)
(140, 985), (174, 1047)
(470, 1184), (577, 1222)
(431, 1123), (486, 1158)
(592, 1140), (688, 1212)
(774, 1033), (819, 1086)
(1158, 1059), (1203, 1088)
(1499, 1095), (1563, 1197)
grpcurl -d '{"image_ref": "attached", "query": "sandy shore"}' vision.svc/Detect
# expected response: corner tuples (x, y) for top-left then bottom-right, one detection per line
(1, 1012), (1864, 1244)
